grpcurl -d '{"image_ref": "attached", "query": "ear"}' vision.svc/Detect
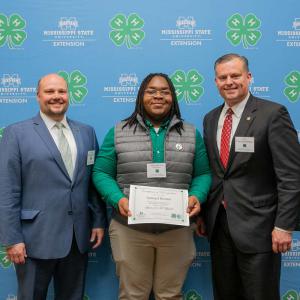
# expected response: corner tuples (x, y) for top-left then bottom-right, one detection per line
(247, 72), (252, 81)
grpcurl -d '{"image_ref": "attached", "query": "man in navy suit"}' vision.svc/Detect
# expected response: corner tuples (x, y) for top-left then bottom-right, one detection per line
(0, 74), (106, 300)
(202, 54), (300, 299)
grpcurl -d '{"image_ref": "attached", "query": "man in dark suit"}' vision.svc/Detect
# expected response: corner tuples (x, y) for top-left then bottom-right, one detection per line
(0, 74), (106, 299)
(202, 53), (300, 299)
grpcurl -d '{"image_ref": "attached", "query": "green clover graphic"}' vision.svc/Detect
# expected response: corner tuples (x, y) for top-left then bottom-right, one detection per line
(0, 13), (27, 49)
(0, 245), (12, 268)
(83, 295), (89, 300)
(226, 13), (261, 48)
(185, 289), (203, 300)
(170, 69), (204, 103)
(284, 71), (300, 103)
(0, 127), (4, 140)
(282, 290), (299, 300)
(58, 70), (88, 104)
(109, 13), (145, 48)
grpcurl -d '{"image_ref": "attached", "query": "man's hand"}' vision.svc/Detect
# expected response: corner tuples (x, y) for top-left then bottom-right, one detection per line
(195, 216), (207, 237)
(90, 228), (105, 249)
(272, 228), (292, 253)
(187, 196), (201, 217)
(118, 197), (132, 217)
(6, 243), (27, 264)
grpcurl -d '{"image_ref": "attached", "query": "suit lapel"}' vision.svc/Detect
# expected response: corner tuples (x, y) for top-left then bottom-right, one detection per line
(210, 105), (224, 172)
(68, 119), (83, 184)
(226, 95), (257, 171)
(33, 114), (70, 179)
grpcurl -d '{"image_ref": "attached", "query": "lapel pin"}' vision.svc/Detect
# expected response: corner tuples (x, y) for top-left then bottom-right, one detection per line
(176, 143), (183, 151)
(246, 116), (251, 121)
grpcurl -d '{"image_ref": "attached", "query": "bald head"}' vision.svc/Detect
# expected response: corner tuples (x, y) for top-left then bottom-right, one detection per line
(36, 73), (69, 121)
(37, 73), (68, 95)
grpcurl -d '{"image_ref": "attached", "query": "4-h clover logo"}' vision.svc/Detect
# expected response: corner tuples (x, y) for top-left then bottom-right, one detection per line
(170, 69), (204, 103)
(57, 70), (88, 104)
(0, 13), (27, 49)
(185, 290), (203, 300)
(282, 289), (299, 300)
(284, 71), (300, 103)
(226, 13), (261, 48)
(0, 245), (12, 268)
(109, 13), (145, 48)
(0, 127), (4, 140)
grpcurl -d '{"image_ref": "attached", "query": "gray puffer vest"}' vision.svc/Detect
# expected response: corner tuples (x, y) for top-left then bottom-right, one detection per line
(113, 114), (196, 233)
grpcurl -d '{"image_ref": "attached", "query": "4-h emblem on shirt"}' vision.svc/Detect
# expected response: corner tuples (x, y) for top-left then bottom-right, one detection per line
(176, 143), (183, 151)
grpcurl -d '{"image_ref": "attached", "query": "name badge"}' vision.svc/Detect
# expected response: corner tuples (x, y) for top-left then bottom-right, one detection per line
(87, 150), (95, 165)
(147, 163), (167, 178)
(235, 137), (255, 153)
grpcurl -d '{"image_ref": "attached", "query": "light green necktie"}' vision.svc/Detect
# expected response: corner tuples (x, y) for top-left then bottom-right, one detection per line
(55, 122), (73, 179)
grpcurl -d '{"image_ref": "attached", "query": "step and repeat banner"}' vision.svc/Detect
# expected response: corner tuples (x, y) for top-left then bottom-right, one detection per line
(1, 0), (300, 299)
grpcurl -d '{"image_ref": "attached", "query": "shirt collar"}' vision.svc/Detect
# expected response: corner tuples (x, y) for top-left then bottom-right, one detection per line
(145, 118), (170, 129)
(40, 111), (68, 130)
(222, 92), (250, 118)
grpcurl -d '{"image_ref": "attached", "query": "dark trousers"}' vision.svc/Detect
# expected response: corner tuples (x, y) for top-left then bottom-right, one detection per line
(15, 237), (88, 300)
(210, 205), (281, 300)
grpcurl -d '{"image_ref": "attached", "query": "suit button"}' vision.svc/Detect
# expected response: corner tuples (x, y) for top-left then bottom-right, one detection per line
(68, 211), (73, 215)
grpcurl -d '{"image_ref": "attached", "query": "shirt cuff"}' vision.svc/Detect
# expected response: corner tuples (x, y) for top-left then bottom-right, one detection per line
(274, 226), (292, 234)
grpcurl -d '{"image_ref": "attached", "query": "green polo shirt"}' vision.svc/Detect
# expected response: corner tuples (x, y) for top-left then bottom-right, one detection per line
(93, 121), (211, 208)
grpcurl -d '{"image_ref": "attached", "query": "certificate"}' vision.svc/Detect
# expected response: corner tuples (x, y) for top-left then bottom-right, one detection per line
(128, 185), (189, 226)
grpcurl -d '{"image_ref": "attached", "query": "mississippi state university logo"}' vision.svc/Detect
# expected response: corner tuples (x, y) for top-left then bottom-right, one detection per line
(109, 13), (145, 48)
(249, 77), (270, 98)
(103, 73), (138, 103)
(0, 73), (36, 104)
(0, 13), (27, 49)
(57, 70), (88, 104)
(276, 17), (300, 47)
(160, 16), (212, 47)
(281, 236), (300, 300)
(170, 69), (204, 104)
(43, 17), (95, 47)
(226, 13), (261, 48)
(284, 71), (300, 102)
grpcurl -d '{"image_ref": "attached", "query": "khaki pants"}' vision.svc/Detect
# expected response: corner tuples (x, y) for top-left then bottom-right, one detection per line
(109, 219), (196, 300)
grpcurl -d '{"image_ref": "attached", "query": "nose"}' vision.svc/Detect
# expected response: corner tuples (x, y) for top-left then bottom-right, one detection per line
(225, 76), (233, 85)
(154, 92), (163, 99)
(53, 91), (62, 98)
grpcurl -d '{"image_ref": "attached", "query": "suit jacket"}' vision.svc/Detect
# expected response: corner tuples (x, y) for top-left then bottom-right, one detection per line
(0, 114), (106, 259)
(203, 94), (300, 253)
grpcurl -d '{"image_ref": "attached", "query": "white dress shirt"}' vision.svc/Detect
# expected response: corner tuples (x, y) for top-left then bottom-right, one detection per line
(217, 93), (250, 152)
(40, 111), (77, 170)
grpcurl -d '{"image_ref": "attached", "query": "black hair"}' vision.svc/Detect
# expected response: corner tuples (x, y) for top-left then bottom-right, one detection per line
(123, 73), (184, 134)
